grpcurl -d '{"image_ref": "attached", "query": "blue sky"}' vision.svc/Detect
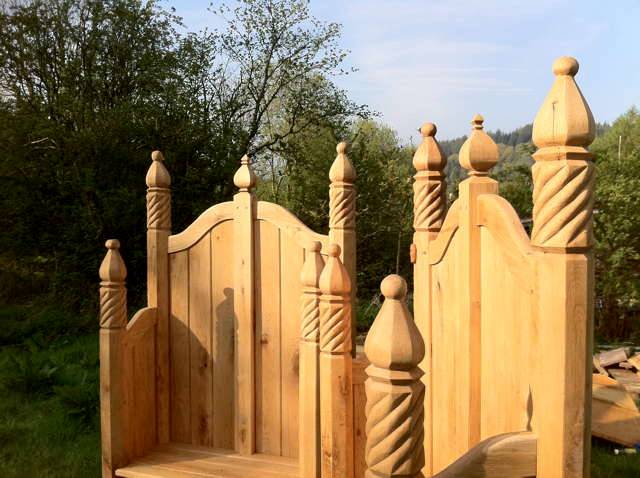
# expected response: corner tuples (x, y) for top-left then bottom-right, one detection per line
(168, 0), (640, 141)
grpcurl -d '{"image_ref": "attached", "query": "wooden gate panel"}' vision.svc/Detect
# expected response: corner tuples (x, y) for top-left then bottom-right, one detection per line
(479, 227), (536, 439)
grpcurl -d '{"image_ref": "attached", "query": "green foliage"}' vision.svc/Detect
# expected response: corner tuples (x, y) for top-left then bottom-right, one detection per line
(591, 108), (640, 340)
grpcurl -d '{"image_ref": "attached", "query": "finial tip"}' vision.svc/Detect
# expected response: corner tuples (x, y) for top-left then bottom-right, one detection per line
(336, 142), (348, 154)
(327, 243), (341, 258)
(472, 114), (484, 129)
(380, 274), (407, 300)
(308, 241), (321, 252)
(553, 56), (579, 77)
(151, 150), (164, 162)
(420, 122), (437, 137)
(105, 239), (120, 250)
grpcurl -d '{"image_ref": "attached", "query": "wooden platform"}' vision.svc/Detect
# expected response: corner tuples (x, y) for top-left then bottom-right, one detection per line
(115, 444), (299, 478)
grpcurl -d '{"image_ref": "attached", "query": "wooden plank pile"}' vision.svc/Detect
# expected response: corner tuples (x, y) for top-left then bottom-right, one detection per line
(592, 347), (640, 447)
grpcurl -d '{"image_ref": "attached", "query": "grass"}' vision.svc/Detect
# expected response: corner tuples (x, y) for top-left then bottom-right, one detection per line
(1, 304), (640, 476)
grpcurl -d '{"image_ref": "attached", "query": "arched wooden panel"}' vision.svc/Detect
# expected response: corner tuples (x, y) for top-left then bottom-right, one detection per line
(168, 220), (235, 448)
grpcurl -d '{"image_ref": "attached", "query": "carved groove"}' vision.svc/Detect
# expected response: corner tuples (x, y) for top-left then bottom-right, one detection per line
(100, 286), (127, 328)
(329, 186), (356, 228)
(365, 380), (425, 476)
(413, 179), (445, 230)
(532, 161), (594, 247)
(320, 302), (350, 352)
(301, 292), (320, 342)
(147, 190), (171, 229)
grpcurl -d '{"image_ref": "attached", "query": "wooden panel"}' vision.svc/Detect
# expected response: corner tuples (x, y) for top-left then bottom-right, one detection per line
(255, 220), (282, 455)
(431, 231), (466, 473)
(189, 235), (213, 446)
(170, 251), (191, 443)
(352, 355), (368, 478)
(211, 220), (235, 449)
(479, 228), (536, 438)
(279, 232), (303, 458)
(131, 326), (157, 456)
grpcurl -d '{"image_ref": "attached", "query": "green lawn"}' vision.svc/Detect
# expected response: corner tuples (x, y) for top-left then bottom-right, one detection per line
(1, 304), (639, 477)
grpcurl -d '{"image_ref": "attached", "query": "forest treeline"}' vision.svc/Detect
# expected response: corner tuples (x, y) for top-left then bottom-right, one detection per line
(0, 0), (638, 340)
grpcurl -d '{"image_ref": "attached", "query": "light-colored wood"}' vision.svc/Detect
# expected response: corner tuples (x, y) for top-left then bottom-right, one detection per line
(319, 244), (354, 478)
(352, 355), (369, 478)
(532, 57), (595, 478)
(100, 239), (129, 478)
(433, 432), (537, 478)
(412, 122), (446, 476)
(608, 369), (640, 394)
(168, 202), (234, 253)
(146, 151), (171, 444)
(597, 348), (629, 368)
(299, 241), (323, 478)
(592, 374), (640, 447)
(257, 201), (329, 251)
(364, 275), (425, 478)
(115, 444), (299, 478)
(627, 353), (640, 371)
(328, 142), (357, 354)
(233, 155), (256, 455)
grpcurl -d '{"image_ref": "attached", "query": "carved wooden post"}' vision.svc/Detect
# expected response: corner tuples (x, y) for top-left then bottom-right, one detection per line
(146, 150), (171, 443)
(411, 122), (446, 475)
(319, 244), (354, 478)
(364, 275), (425, 478)
(329, 142), (357, 354)
(531, 56), (595, 478)
(233, 154), (257, 455)
(99, 240), (128, 478)
(299, 241), (324, 478)
(458, 114), (499, 449)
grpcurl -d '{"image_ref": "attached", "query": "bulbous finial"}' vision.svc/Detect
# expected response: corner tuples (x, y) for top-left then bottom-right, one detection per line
(233, 155), (257, 191)
(413, 121), (446, 172)
(319, 243), (350, 295)
(146, 150), (171, 188)
(380, 274), (407, 300)
(100, 239), (127, 282)
(458, 113), (498, 175)
(301, 241), (324, 287)
(552, 56), (579, 77)
(329, 142), (356, 183)
(364, 274), (424, 370)
(532, 56), (595, 150)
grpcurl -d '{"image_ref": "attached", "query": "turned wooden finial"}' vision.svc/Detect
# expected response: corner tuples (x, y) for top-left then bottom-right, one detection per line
(365, 275), (425, 478)
(329, 142), (356, 183)
(319, 244), (352, 299)
(99, 240), (128, 329)
(300, 241), (324, 342)
(459, 114), (499, 176)
(329, 142), (356, 230)
(365, 275), (425, 369)
(531, 56), (595, 249)
(233, 154), (257, 192)
(413, 121), (447, 233)
(146, 150), (171, 230)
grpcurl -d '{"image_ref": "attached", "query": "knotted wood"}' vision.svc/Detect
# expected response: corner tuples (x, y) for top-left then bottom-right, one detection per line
(365, 275), (425, 478)
(319, 244), (354, 478)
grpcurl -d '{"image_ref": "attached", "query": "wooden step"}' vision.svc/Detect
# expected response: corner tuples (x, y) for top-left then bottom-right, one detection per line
(116, 443), (299, 478)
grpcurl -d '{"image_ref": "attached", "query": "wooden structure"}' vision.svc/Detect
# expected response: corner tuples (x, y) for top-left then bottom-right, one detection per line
(99, 56), (596, 478)
(99, 146), (358, 477)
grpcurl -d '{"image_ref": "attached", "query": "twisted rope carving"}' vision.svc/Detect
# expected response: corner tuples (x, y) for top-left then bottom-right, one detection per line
(320, 301), (350, 353)
(301, 292), (320, 342)
(413, 178), (445, 231)
(146, 190), (171, 229)
(365, 378), (425, 476)
(329, 186), (355, 229)
(99, 286), (127, 328)
(532, 161), (594, 247)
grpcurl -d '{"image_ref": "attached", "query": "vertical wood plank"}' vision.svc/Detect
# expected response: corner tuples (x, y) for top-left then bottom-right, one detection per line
(169, 251), (191, 443)
(280, 232), (302, 458)
(189, 236), (213, 447)
(255, 221), (282, 455)
(211, 221), (235, 449)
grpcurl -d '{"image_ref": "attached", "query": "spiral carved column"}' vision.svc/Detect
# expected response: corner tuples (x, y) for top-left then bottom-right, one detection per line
(299, 241), (324, 478)
(365, 275), (425, 478)
(531, 56), (596, 478)
(319, 244), (354, 478)
(99, 239), (128, 478)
